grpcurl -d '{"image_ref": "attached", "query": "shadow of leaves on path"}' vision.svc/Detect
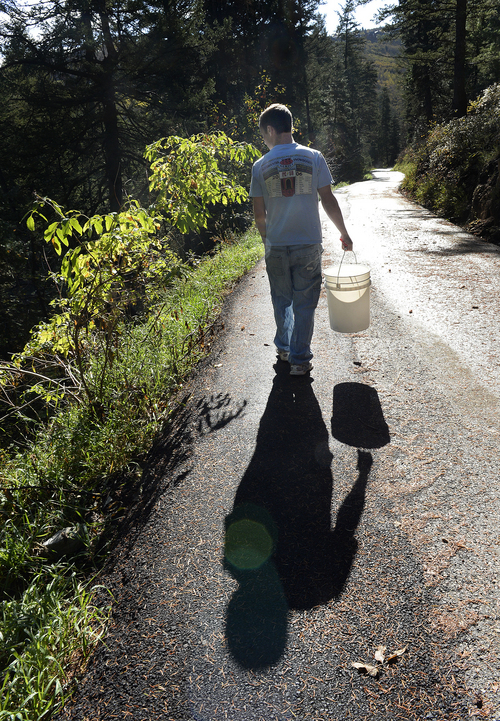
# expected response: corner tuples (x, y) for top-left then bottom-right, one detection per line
(224, 366), (389, 669)
(195, 393), (247, 435)
(96, 390), (247, 574)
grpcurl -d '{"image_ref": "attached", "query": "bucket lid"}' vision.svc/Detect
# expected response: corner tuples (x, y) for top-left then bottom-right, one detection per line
(323, 264), (370, 283)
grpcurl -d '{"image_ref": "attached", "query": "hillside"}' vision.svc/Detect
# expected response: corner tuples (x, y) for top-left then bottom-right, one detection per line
(362, 28), (405, 120)
(396, 83), (500, 244)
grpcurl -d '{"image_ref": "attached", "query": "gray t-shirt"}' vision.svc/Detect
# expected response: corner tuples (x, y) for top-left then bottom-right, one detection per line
(249, 142), (333, 246)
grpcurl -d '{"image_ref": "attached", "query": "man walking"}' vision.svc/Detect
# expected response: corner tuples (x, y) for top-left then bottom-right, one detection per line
(250, 103), (353, 376)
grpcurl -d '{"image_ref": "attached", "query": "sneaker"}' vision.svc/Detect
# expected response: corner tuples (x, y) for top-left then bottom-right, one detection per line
(290, 361), (313, 376)
(276, 348), (290, 362)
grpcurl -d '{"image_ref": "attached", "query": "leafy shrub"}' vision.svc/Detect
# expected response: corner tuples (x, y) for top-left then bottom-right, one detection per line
(0, 133), (260, 429)
(396, 83), (500, 230)
(0, 132), (262, 720)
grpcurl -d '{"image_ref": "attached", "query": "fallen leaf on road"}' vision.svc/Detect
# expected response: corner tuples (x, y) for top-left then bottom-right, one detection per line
(352, 662), (380, 677)
(375, 646), (387, 663)
(387, 646), (407, 663)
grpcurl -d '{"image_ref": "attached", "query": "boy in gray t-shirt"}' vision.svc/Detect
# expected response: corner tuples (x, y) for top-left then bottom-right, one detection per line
(250, 103), (353, 375)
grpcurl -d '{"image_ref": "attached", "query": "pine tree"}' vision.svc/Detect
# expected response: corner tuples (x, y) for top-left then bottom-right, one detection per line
(0, 0), (214, 353)
(452, 0), (468, 116)
(379, 86), (392, 165)
(0, 0), (212, 213)
(203, 0), (320, 142)
(382, 0), (500, 133)
(325, 1), (379, 181)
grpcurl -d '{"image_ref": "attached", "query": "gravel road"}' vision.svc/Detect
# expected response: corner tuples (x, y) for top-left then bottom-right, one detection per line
(59, 170), (500, 721)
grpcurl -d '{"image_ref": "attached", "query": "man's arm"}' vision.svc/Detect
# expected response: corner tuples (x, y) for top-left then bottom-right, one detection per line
(252, 197), (267, 243)
(318, 185), (353, 251)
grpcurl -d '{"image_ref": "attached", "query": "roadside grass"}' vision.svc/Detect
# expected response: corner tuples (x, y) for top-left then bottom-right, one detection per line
(0, 568), (107, 721)
(0, 229), (263, 720)
(332, 172), (375, 190)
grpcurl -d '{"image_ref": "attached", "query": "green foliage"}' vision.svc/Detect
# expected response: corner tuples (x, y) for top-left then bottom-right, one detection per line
(203, 0), (319, 138)
(0, 569), (108, 721)
(0, 227), (263, 718)
(362, 28), (405, 126)
(0, 0), (216, 357)
(0, 135), (262, 721)
(382, 0), (500, 134)
(145, 133), (260, 234)
(305, 11), (380, 181)
(0, 0), (214, 214)
(0, 125), (261, 712)
(376, 85), (401, 166)
(14, 198), (184, 416)
(396, 83), (500, 234)
(1, 133), (259, 422)
(210, 71), (288, 149)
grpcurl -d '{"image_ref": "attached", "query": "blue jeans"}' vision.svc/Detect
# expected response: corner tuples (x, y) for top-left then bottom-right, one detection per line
(265, 243), (323, 365)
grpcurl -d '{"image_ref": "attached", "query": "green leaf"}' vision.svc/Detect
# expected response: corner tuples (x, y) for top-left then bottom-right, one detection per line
(51, 237), (62, 255)
(70, 217), (83, 235)
(26, 215), (35, 231)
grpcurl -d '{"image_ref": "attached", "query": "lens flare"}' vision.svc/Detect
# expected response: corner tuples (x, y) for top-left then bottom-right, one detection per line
(225, 519), (273, 569)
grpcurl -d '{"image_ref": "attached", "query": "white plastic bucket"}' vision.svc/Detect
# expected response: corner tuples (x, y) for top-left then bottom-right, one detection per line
(324, 261), (371, 333)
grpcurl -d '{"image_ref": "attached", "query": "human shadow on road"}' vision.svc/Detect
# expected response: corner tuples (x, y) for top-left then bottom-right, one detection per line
(224, 364), (382, 669)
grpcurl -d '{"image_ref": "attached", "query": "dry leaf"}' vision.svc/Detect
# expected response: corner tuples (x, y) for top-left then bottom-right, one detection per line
(387, 646), (407, 663)
(375, 645), (387, 663)
(352, 662), (380, 677)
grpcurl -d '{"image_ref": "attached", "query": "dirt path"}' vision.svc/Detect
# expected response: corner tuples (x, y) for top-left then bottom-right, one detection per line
(59, 171), (500, 721)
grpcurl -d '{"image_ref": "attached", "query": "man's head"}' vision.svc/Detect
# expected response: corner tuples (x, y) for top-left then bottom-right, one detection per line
(259, 104), (293, 135)
(259, 104), (293, 149)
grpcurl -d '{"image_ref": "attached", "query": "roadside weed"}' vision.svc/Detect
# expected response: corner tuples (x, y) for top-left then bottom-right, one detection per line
(0, 569), (109, 720)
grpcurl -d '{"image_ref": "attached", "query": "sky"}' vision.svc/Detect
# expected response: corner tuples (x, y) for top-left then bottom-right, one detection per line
(1, 1), (393, 40)
(320, 0), (394, 34)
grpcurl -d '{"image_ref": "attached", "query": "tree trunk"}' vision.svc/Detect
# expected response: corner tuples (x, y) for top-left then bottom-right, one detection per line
(452, 0), (468, 117)
(99, 8), (123, 212)
(101, 83), (123, 212)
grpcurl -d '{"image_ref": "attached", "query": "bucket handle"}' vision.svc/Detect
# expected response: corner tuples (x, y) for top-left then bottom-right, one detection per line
(337, 249), (358, 286)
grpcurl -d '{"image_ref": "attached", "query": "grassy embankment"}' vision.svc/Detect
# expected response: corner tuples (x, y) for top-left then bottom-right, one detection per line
(395, 83), (500, 243)
(0, 229), (263, 720)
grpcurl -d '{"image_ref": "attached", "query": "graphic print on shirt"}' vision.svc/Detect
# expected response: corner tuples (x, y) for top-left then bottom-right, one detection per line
(262, 154), (313, 198)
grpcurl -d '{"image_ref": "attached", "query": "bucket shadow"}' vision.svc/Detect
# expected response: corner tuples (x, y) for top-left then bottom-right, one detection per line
(331, 382), (390, 449)
(224, 366), (379, 669)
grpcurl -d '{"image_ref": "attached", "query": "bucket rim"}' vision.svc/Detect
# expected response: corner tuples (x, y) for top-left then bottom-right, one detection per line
(323, 263), (370, 275)
(323, 264), (371, 283)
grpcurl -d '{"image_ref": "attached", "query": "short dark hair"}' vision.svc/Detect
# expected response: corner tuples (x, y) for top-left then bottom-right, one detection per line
(259, 104), (293, 134)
